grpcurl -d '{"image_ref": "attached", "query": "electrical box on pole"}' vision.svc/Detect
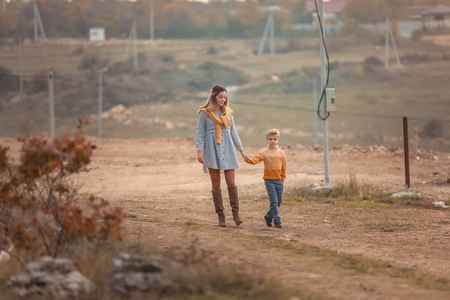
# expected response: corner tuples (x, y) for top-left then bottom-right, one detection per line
(325, 88), (335, 112)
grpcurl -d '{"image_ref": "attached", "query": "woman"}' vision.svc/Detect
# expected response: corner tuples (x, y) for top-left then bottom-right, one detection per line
(195, 85), (249, 227)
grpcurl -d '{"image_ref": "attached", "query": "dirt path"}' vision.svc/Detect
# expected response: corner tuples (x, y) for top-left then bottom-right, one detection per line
(3, 137), (450, 299)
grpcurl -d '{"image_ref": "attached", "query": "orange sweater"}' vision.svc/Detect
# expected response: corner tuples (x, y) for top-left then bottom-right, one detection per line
(248, 146), (286, 181)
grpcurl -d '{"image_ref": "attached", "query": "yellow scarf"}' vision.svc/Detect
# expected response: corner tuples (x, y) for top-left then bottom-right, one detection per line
(199, 107), (233, 145)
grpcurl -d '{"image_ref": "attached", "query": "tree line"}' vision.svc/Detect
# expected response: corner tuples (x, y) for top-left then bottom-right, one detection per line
(0, 0), (445, 40)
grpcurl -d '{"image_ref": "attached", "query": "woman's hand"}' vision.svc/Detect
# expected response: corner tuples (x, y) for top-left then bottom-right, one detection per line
(240, 150), (250, 163)
(197, 150), (204, 164)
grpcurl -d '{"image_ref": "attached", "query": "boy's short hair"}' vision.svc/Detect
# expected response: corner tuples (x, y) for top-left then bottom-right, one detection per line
(266, 129), (280, 139)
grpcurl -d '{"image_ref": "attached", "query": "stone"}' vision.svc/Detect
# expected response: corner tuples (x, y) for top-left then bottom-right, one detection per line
(7, 256), (96, 299)
(109, 253), (176, 297)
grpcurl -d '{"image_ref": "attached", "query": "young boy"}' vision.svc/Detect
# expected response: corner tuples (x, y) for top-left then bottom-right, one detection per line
(246, 129), (286, 228)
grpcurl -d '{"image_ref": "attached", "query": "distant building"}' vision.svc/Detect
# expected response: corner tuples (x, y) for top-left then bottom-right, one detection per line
(292, 0), (347, 35)
(305, 0), (347, 22)
(89, 27), (105, 42)
(399, 5), (450, 37)
(408, 5), (450, 22)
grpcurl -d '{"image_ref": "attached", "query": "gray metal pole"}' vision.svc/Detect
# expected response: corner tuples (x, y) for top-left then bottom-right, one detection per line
(48, 71), (55, 138)
(34, 4), (38, 41)
(312, 77), (318, 147)
(18, 36), (23, 94)
(319, 0), (330, 186)
(269, 13), (275, 57)
(150, 3), (154, 45)
(388, 18), (402, 67)
(98, 72), (103, 139)
(257, 15), (271, 57)
(3, 0), (6, 12)
(133, 22), (138, 71)
(385, 17), (389, 69)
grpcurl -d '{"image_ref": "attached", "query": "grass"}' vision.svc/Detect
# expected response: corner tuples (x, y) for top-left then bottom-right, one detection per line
(283, 169), (396, 209)
(175, 221), (450, 293)
(0, 235), (301, 300)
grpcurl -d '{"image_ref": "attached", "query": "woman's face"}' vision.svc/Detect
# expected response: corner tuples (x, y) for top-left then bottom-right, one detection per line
(215, 91), (227, 108)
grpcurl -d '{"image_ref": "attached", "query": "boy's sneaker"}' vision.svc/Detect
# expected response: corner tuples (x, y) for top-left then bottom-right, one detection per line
(264, 215), (272, 227)
(274, 223), (283, 228)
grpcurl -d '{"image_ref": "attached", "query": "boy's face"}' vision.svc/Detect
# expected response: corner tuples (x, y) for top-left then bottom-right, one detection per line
(267, 134), (279, 148)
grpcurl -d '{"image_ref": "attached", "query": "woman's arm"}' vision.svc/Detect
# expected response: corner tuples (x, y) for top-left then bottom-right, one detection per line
(229, 114), (250, 161)
(229, 114), (243, 151)
(195, 112), (206, 164)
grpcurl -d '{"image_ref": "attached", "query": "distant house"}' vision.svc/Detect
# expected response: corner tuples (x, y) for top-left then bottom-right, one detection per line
(399, 5), (450, 37)
(408, 5), (450, 22)
(305, 0), (347, 22)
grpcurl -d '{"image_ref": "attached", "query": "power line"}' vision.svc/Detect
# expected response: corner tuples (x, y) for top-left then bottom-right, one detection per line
(0, 73), (163, 94)
(1, 73), (449, 124)
(233, 101), (450, 124)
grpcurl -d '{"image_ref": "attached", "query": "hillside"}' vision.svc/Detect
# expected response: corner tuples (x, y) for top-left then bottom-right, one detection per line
(1, 35), (450, 151)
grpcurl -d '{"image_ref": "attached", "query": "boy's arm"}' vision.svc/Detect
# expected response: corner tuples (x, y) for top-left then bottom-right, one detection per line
(247, 152), (264, 165)
(281, 152), (287, 180)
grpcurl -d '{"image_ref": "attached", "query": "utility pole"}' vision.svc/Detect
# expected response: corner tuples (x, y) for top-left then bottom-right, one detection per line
(48, 71), (55, 138)
(149, 2), (154, 46)
(319, 0), (330, 187)
(133, 21), (138, 71)
(33, 3), (46, 41)
(18, 36), (23, 94)
(312, 77), (318, 147)
(98, 71), (103, 139)
(123, 21), (138, 71)
(385, 17), (401, 69)
(257, 6), (279, 57)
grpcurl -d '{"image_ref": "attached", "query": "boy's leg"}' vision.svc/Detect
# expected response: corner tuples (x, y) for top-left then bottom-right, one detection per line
(264, 180), (280, 226)
(264, 210), (272, 227)
(273, 180), (283, 228)
(276, 180), (284, 207)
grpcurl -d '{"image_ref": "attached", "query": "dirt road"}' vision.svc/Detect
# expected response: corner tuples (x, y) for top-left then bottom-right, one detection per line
(4, 137), (450, 299)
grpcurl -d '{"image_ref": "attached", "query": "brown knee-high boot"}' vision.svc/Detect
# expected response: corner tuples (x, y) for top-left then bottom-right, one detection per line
(212, 189), (226, 227)
(227, 186), (243, 226)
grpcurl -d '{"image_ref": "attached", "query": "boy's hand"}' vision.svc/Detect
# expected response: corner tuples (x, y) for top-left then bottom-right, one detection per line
(240, 150), (250, 163)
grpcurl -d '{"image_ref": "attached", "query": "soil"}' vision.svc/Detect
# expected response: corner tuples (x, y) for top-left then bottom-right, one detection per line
(2, 137), (450, 299)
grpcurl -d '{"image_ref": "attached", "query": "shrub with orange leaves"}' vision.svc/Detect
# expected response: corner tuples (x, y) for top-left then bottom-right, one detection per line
(0, 119), (127, 263)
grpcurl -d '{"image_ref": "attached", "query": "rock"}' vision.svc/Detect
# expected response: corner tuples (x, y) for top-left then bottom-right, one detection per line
(434, 201), (450, 208)
(109, 253), (175, 297)
(7, 256), (96, 299)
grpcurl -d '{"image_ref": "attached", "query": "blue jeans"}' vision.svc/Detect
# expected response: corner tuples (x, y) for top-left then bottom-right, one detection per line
(264, 180), (284, 225)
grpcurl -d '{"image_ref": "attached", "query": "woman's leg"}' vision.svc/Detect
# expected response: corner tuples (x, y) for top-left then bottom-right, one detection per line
(209, 168), (221, 190)
(209, 168), (225, 227)
(224, 169), (235, 187)
(224, 169), (242, 226)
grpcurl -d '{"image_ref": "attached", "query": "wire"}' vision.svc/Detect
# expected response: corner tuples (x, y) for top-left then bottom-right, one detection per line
(0, 73), (163, 94)
(314, 0), (331, 121)
(2, 74), (450, 124)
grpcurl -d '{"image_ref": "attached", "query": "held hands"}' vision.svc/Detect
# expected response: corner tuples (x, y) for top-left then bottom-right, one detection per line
(197, 150), (204, 164)
(240, 150), (250, 163)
